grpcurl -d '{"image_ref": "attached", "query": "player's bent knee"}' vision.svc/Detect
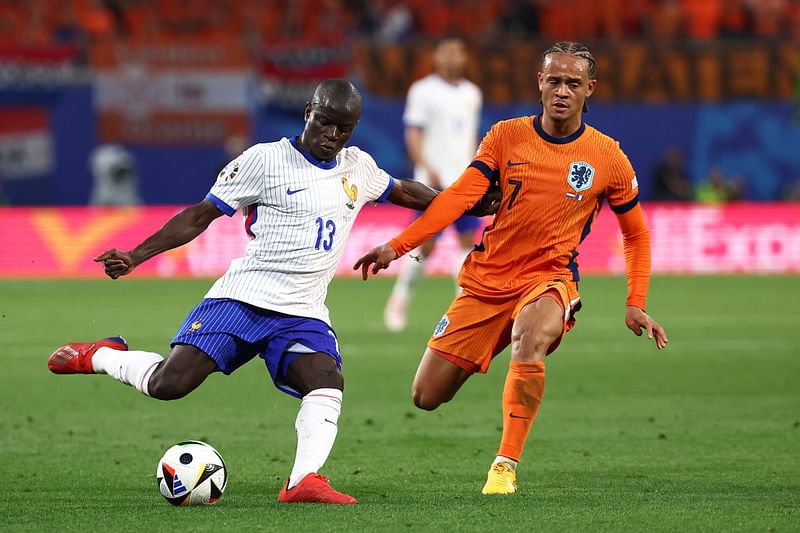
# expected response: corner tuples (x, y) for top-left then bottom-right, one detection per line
(285, 354), (344, 396)
(412, 386), (448, 411)
(147, 373), (193, 401)
(412, 393), (440, 411)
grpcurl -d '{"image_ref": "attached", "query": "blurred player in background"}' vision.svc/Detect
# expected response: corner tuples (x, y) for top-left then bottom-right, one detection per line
(356, 43), (668, 495)
(48, 79), (496, 505)
(383, 36), (483, 332)
(89, 144), (141, 206)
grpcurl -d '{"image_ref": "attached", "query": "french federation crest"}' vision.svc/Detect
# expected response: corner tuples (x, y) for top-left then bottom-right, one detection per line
(567, 161), (595, 192)
(341, 176), (358, 209)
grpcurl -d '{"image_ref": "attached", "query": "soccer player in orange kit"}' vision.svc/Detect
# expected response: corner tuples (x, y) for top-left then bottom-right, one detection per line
(354, 42), (669, 495)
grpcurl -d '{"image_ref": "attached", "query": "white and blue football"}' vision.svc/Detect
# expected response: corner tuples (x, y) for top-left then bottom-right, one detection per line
(156, 440), (227, 506)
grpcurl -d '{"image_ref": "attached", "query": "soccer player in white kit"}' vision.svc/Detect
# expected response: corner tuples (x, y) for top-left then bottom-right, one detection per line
(384, 36), (483, 332)
(47, 80), (498, 505)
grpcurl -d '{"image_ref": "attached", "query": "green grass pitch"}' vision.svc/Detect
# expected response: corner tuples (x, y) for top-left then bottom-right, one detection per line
(1, 275), (798, 531)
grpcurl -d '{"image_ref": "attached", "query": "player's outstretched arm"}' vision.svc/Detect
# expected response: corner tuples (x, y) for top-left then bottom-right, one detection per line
(625, 306), (669, 349)
(387, 178), (438, 211)
(465, 183), (501, 217)
(357, 167), (495, 280)
(615, 204), (668, 349)
(353, 243), (398, 281)
(94, 199), (224, 279)
(387, 177), (499, 216)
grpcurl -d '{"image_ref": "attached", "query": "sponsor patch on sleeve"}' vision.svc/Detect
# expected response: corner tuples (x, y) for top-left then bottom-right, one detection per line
(217, 159), (240, 182)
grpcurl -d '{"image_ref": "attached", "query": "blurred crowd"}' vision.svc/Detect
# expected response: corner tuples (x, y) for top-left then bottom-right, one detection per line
(652, 148), (800, 203)
(1, 0), (798, 49)
(1, 0), (797, 205)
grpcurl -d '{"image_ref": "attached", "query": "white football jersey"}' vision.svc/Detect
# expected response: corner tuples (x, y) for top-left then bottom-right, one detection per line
(403, 74), (482, 188)
(204, 137), (394, 325)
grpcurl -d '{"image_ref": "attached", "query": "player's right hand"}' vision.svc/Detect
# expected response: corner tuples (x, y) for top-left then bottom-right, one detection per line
(353, 243), (398, 280)
(94, 248), (136, 280)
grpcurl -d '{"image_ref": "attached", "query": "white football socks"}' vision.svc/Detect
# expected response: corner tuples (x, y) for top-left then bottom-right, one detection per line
(92, 347), (163, 396)
(287, 388), (343, 489)
(493, 455), (518, 470)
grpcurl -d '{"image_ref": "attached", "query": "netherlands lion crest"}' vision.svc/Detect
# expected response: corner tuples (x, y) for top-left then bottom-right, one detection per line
(567, 161), (595, 192)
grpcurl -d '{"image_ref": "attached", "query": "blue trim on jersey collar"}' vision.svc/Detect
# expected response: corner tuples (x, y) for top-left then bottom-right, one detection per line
(290, 136), (338, 170)
(533, 115), (585, 144)
(206, 192), (235, 216)
(377, 177), (395, 203)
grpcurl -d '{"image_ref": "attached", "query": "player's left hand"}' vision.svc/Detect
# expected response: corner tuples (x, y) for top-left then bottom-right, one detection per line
(625, 306), (668, 349)
(353, 243), (398, 280)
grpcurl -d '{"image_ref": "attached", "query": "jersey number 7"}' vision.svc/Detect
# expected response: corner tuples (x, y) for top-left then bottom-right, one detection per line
(507, 179), (522, 210)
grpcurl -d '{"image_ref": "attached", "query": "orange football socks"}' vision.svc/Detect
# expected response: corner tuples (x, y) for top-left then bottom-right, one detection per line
(497, 360), (546, 462)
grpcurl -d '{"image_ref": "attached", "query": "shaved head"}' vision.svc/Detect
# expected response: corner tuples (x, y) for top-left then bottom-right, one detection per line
(310, 79), (362, 115)
(299, 79), (362, 162)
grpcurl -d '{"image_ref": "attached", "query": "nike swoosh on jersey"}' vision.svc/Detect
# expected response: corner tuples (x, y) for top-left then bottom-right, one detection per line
(286, 187), (308, 195)
(507, 160), (531, 167)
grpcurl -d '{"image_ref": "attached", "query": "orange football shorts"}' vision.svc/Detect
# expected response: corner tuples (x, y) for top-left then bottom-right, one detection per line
(427, 276), (581, 374)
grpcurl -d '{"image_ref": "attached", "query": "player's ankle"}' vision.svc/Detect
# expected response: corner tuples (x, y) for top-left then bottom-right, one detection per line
(493, 456), (518, 470)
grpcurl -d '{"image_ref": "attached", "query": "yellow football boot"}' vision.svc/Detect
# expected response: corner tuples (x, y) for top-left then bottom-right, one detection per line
(481, 461), (517, 494)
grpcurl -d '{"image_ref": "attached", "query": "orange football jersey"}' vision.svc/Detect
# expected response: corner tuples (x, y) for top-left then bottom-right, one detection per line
(390, 115), (648, 306)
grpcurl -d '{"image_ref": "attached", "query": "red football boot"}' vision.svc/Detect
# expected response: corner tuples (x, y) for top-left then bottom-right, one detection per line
(48, 336), (128, 374)
(278, 474), (357, 505)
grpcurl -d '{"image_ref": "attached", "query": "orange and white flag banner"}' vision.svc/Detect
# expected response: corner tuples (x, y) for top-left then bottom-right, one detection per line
(91, 43), (252, 145)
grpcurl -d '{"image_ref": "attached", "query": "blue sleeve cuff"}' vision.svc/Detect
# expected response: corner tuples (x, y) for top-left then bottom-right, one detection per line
(206, 193), (236, 216)
(609, 195), (640, 214)
(468, 160), (499, 185)
(377, 176), (395, 203)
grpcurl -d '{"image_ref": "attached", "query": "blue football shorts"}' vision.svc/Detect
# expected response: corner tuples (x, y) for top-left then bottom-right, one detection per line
(171, 298), (341, 398)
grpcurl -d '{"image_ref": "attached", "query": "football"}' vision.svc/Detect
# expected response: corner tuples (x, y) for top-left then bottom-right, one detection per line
(156, 440), (228, 506)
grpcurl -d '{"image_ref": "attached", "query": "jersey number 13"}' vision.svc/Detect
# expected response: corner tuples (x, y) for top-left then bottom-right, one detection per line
(315, 217), (337, 251)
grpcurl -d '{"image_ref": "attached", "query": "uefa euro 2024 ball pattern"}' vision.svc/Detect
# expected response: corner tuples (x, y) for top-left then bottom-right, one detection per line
(156, 440), (227, 506)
